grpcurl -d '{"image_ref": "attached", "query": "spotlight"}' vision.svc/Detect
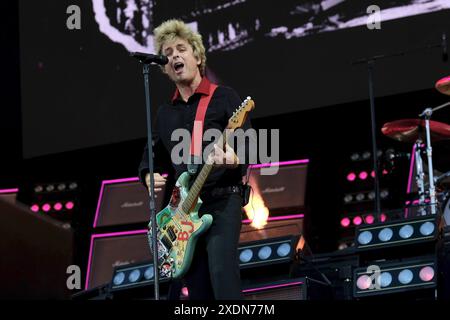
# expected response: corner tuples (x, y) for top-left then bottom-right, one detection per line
(350, 153), (360, 161)
(380, 190), (389, 199)
(419, 222), (435, 236)
(378, 272), (393, 288)
(113, 272), (126, 286)
(238, 236), (299, 269)
(65, 201), (74, 210)
(42, 203), (51, 212)
(110, 261), (170, 291)
(181, 287), (189, 297)
(344, 194), (353, 203)
(358, 231), (373, 245)
(54, 202), (63, 211)
(258, 246), (272, 260)
(69, 182), (78, 190)
(359, 171), (368, 180)
(46, 185), (55, 192)
(128, 269), (141, 283)
(378, 228), (394, 242)
(355, 193), (365, 202)
(239, 249), (253, 263)
(362, 151), (371, 160)
(57, 184), (66, 191)
(399, 225), (414, 239)
(419, 266), (435, 282)
(347, 173), (356, 182)
(353, 216), (363, 226)
(144, 266), (154, 280)
(341, 217), (351, 228)
(355, 215), (438, 250)
(364, 215), (375, 224)
(353, 256), (436, 297)
(34, 185), (43, 193)
(30, 204), (40, 212)
(356, 275), (372, 290)
(276, 243), (292, 257)
(398, 269), (413, 285)
(367, 192), (375, 200)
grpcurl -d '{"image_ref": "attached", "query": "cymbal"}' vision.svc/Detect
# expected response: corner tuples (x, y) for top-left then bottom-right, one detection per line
(435, 76), (450, 95)
(381, 119), (450, 143)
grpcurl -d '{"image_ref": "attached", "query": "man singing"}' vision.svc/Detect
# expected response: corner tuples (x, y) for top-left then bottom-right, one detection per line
(138, 19), (252, 300)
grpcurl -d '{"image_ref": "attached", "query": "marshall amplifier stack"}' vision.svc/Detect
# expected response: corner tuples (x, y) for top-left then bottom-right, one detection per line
(236, 160), (310, 299)
(84, 176), (166, 290)
(80, 160), (311, 299)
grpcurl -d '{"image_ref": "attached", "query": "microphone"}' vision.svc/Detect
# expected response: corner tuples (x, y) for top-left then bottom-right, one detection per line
(130, 52), (169, 65)
(442, 33), (448, 62)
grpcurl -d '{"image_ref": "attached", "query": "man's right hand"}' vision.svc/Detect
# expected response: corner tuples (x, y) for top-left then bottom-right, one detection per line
(145, 173), (167, 197)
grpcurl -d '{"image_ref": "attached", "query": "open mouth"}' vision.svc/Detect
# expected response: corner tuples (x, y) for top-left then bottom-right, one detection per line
(173, 62), (184, 73)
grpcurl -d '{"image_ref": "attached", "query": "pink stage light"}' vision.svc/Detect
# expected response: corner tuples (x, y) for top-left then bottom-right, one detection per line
(340, 217), (351, 228)
(31, 204), (39, 212)
(347, 172), (356, 182)
(356, 275), (372, 290)
(359, 171), (368, 180)
(419, 267), (435, 282)
(353, 216), (363, 226)
(54, 202), (63, 211)
(365, 215), (375, 224)
(371, 170), (375, 178)
(42, 203), (51, 212)
(380, 213), (387, 222)
(65, 201), (74, 210)
(181, 287), (189, 297)
(382, 169), (388, 175)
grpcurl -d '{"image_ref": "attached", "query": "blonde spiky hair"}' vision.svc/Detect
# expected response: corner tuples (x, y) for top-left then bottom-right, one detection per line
(153, 19), (206, 75)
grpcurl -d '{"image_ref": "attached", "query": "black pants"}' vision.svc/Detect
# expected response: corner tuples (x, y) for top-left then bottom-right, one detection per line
(168, 193), (243, 300)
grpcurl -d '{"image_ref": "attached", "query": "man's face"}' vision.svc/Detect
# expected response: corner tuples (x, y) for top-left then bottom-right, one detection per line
(161, 37), (201, 84)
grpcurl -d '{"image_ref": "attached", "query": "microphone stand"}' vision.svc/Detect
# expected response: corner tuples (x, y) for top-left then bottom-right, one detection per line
(351, 35), (446, 220)
(136, 61), (160, 300)
(296, 250), (332, 287)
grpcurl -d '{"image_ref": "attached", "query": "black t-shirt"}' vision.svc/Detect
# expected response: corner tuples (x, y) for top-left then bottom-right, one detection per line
(138, 77), (253, 193)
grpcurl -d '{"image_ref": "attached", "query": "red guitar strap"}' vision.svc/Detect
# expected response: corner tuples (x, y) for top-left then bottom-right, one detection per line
(189, 83), (218, 161)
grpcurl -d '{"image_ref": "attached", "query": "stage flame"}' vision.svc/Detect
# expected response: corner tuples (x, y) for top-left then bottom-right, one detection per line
(244, 189), (269, 229)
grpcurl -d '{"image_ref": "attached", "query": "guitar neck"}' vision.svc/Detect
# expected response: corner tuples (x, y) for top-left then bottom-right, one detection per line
(181, 131), (232, 213)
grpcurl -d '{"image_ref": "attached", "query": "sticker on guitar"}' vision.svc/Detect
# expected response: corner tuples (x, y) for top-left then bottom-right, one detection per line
(177, 220), (194, 241)
(169, 187), (181, 208)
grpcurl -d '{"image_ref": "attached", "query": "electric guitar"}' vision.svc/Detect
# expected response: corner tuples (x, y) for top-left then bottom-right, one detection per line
(148, 97), (255, 279)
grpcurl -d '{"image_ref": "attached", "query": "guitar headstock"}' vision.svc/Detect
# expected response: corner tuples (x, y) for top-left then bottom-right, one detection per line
(227, 96), (255, 129)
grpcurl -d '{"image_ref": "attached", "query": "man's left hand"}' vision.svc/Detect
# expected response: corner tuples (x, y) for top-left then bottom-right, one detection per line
(209, 143), (239, 168)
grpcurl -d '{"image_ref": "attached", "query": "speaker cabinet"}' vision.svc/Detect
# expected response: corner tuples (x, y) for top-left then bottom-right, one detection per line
(85, 230), (151, 289)
(93, 177), (166, 228)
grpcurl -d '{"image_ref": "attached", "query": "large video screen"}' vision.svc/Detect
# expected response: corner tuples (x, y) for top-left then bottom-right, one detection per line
(20, 0), (450, 158)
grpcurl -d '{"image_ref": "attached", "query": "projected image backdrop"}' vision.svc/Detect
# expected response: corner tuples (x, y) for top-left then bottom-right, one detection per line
(19, 0), (450, 157)
(95, 0), (450, 53)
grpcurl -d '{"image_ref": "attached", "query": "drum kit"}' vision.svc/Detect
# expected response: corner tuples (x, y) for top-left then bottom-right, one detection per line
(382, 76), (450, 222)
